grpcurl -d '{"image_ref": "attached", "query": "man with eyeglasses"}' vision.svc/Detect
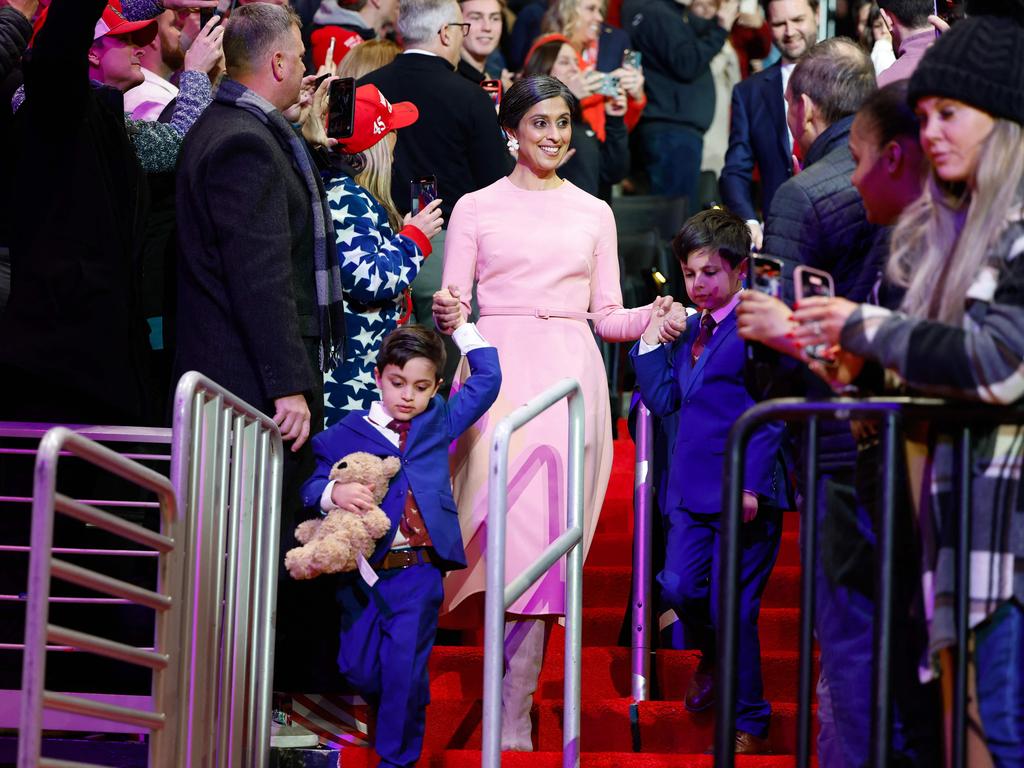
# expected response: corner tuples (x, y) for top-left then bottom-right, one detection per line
(360, 0), (511, 393)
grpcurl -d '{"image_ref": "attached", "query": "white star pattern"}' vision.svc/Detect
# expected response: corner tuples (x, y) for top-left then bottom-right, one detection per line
(322, 175), (428, 426)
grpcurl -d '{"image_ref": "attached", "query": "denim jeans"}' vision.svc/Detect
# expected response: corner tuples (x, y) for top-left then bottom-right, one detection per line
(974, 600), (1024, 767)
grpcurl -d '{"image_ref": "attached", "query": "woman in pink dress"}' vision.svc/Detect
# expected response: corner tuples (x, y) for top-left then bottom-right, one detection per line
(433, 75), (659, 751)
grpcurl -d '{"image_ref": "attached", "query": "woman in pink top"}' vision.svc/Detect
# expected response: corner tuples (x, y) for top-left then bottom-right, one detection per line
(433, 75), (659, 751)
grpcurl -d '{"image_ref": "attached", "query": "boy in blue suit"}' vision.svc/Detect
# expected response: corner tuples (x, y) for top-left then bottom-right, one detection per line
(630, 209), (789, 754)
(301, 303), (501, 768)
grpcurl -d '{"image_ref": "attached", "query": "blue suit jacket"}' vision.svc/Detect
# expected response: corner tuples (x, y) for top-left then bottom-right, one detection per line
(630, 311), (787, 515)
(719, 63), (792, 223)
(300, 347), (501, 571)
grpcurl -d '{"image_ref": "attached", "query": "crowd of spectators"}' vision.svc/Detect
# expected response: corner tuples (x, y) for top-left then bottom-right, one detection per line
(1, 0), (1023, 765)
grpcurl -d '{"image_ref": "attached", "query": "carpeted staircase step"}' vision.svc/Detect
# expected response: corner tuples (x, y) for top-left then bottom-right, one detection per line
(586, 530), (802, 568)
(579, 565), (801, 610)
(577, 607), (799, 648)
(410, 699), (810, 753)
(428, 646), (815, 704)
(338, 746), (808, 767)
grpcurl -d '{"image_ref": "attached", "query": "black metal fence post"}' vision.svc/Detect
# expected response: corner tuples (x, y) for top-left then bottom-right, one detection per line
(953, 427), (972, 768)
(797, 417), (819, 768)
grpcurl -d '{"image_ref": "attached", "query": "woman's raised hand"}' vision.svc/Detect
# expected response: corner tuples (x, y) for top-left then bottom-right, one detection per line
(404, 198), (444, 241)
(432, 285), (465, 335)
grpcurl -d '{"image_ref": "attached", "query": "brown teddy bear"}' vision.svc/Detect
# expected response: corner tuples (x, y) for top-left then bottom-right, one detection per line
(284, 452), (398, 579)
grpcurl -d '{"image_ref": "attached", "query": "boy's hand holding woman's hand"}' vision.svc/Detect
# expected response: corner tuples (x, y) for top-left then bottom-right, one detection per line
(431, 285), (466, 335)
(642, 295), (686, 346)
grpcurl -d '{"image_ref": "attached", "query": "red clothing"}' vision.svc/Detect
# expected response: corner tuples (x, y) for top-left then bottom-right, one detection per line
(731, 20), (772, 79)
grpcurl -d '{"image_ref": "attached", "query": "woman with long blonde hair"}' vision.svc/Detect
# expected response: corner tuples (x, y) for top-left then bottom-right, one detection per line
(322, 84), (444, 426)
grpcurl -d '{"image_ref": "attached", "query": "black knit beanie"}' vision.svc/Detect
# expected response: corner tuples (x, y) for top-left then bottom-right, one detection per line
(907, 15), (1024, 126)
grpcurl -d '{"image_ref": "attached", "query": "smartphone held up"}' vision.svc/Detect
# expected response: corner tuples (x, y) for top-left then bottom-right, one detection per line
(326, 77), (356, 140)
(411, 175), (438, 215)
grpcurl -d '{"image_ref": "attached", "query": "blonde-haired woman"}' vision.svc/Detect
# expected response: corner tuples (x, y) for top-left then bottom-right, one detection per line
(336, 38), (400, 80)
(322, 84), (444, 426)
(790, 17), (1024, 765)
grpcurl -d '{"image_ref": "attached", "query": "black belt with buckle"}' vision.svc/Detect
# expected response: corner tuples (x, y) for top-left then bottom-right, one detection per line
(375, 547), (439, 571)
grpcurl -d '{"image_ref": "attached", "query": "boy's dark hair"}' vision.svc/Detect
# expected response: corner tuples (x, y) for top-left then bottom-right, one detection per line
(376, 325), (447, 378)
(877, 0), (934, 28)
(672, 208), (751, 269)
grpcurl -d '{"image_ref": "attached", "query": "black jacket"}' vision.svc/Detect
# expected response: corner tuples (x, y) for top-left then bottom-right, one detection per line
(0, 0), (151, 424)
(173, 99), (322, 417)
(763, 115), (887, 303)
(560, 114), (629, 198)
(762, 114), (888, 472)
(621, 0), (727, 132)
(359, 53), (511, 221)
(0, 6), (30, 82)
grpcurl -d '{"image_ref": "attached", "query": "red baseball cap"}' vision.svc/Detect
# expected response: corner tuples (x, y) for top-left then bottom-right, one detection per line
(30, 0), (157, 48)
(311, 26), (364, 71)
(94, 0), (158, 44)
(336, 84), (419, 154)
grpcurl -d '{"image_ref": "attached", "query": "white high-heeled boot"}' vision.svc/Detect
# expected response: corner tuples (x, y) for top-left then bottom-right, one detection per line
(500, 617), (549, 751)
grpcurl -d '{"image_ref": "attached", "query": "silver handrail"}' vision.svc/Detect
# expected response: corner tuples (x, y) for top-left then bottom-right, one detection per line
(482, 378), (585, 768)
(169, 371), (284, 768)
(630, 401), (654, 701)
(17, 428), (181, 768)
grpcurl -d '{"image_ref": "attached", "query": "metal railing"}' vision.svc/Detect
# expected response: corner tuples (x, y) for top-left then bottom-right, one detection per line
(16, 427), (181, 768)
(12, 372), (283, 767)
(482, 378), (585, 768)
(169, 371), (284, 767)
(630, 402), (655, 703)
(715, 396), (1024, 768)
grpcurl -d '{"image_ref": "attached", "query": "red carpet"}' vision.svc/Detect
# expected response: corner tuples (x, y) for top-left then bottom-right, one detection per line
(341, 421), (807, 766)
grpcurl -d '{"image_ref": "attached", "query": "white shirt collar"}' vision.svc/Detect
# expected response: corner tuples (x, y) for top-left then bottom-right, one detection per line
(705, 291), (742, 328)
(403, 49), (440, 58)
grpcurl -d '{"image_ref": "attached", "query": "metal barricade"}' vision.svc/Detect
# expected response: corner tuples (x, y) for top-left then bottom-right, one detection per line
(13, 371), (283, 767)
(17, 427), (181, 768)
(715, 396), (1023, 768)
(1, 424), (172, 734)
(169, 371), (284, 767)
(482, 378), (585, 768)
(630, 402), (655, 703)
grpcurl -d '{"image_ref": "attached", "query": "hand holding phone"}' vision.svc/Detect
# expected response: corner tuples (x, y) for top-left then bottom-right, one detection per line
(746, 255), (784, 299)
(481, 79), (502, 110)
(793, 265), (835, 362)
(326, 77), (356, 139)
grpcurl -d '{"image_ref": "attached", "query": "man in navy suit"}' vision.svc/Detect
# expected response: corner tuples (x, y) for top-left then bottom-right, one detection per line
(300, 309), (500, 768)
(719, 0), (819, 249)
(631, 209), (789, 754)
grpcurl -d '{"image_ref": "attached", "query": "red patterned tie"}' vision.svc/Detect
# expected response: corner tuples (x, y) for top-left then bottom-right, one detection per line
(690, 313), (717, 363)
(386, 419), (432, 546)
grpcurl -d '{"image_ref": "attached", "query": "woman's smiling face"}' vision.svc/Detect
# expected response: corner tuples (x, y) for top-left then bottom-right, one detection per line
(509, 96), (573, 174)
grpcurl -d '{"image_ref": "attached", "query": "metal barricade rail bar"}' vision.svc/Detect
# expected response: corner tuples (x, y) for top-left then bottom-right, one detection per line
(482, 378), (585, 768)
(716, 396), (1023, 768)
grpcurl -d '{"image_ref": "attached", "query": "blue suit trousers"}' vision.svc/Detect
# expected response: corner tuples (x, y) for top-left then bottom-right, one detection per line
(657, 504), (782, 738)
(336, 564), (443, 768)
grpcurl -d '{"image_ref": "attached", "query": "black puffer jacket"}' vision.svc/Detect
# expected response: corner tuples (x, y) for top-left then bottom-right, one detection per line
(762, 114), (889, 472)
(0, 7), (31, 82)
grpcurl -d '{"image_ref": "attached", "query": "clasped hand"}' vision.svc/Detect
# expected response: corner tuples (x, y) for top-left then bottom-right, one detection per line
(431, 285), (467, 335)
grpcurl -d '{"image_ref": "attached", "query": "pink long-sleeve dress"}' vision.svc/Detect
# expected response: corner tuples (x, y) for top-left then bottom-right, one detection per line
(440, 177), (650, 617)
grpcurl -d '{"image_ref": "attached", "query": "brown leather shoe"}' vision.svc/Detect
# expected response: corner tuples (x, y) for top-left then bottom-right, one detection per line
(703, 730), (772, 755)
(683, 658), (715, 712)
(734, 730), (772, 754)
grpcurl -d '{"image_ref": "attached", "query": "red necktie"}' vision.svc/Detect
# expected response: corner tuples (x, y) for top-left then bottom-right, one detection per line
(690, 313), (717, 363)
(386, 419), (432, 547)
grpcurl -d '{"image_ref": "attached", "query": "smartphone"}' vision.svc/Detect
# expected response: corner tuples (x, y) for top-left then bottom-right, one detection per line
(410, 175), (438, 215)
(481, 79), (502, 110)
(597, 74), (621, 97)
(200, 0), (231, 28)
(746, 255), (784, 299)
(933, 0), (962, 25)
(621, 49), (642, 70)
(794, 265), (835, 362)
(326, 77), (356, 140)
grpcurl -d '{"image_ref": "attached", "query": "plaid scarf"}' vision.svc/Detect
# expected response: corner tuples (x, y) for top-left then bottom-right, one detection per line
(215, 78), (344, 372)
